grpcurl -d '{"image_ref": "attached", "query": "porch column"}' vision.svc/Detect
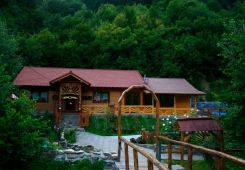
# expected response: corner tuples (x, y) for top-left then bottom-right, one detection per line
(194, 95), (197, 112)
(140, 91), (143, 105)
(174, 95), (176, 113)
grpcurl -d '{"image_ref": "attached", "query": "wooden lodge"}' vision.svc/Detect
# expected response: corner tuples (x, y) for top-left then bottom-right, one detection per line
(13, 66), (205, 126)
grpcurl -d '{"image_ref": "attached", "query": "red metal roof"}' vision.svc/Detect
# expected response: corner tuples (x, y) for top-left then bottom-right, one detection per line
(13, 66), (144, 88)
(146, 78), (205, 95)
(177, 118), (222, 132)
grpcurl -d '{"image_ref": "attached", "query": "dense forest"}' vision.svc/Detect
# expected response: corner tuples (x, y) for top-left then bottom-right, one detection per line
(0, 0), (244, 169)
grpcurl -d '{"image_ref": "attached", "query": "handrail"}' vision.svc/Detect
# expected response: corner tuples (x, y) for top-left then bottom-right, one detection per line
(158, 136), (245, 168)
(119, 136), (168, 170)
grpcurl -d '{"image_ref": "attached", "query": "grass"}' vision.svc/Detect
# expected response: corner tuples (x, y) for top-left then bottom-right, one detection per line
(162, 160), (212, 170)
(28, 158), (104, 170)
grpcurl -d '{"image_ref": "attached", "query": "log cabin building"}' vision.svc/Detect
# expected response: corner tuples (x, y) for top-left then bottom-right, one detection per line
(13, 66), (205, 126)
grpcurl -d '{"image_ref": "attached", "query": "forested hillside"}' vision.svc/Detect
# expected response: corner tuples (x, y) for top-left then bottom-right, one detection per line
(0, 0), (244, 167)
(0, 0), (243, 88)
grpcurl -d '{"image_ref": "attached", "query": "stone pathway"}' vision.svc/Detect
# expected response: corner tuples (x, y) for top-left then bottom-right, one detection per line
(75, 132), (204, 169)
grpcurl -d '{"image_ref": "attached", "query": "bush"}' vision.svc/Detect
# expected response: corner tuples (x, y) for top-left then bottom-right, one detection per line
(0, 93), (49, 169)
(28, 158), (104, 170)
(64, 129), (76, 143)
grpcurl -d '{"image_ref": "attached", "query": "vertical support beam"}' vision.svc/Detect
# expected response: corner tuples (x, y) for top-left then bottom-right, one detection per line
(180, 132), (185, 167)
(122, 96), (125, 105)
(133, 149), (139, 170)
(155, 101), (160, 160)
(117, 101), (122, 161)
(218, 131), (224, 170)
(194, 95), (197, 112)
(168, 143), (172, 170)
(147, 159), (153, 170)
(174, 95), (176, 113)
(125, 143), (129, 170)
(140, 91), (143, 106)
(188, 147), (193, 170)
(79, 84), (82, 111)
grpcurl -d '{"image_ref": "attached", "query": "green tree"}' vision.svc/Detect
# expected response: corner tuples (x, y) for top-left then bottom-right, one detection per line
(218, 20), (245, 150)
(0, 21), (22, 77)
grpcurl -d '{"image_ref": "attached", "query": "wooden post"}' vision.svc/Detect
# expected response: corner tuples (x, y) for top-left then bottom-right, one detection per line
(118, 102), (122, 161)
(147, 159), (153, 170)
(219, 131), (224, 170)
(188, 147), (193, 170)
(133, 149), (139, 170)
(194, 95), (197, 112)
(125, 143), (129, 170)
(168, 143), (172, 170)
(180, 132), (185, 167)
(174, 95), (176, 113)
(140, 91), (143, 106)
(155, 101), (160, 160)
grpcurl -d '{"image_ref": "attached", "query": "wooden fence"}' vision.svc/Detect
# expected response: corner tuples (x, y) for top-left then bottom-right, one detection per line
(119, 136), (168, 170)
(158, 135), (245, 170)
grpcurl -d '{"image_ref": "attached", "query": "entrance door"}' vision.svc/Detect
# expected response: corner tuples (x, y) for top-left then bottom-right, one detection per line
(65, 99), (77, 111)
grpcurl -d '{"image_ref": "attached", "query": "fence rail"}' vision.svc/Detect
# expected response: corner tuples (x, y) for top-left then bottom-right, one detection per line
(119, 136), (168, 170)
(158, 135), (245, 170)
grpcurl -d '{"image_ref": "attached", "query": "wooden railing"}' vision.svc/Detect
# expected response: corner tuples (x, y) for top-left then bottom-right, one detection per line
(81, 104), (191, 115)
(81, 105), (108, 114)
(119, 136), (168, 170)
(158, 135), (245, 170)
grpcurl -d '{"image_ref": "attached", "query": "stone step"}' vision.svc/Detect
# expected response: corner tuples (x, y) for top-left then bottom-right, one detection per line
(61, 113), (80, 128)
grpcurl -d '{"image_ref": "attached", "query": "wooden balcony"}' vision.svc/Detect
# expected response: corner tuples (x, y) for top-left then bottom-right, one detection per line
(81, 105), (191, 115)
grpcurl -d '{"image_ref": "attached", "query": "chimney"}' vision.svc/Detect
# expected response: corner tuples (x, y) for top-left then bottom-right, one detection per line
(143, 75), (149, 84)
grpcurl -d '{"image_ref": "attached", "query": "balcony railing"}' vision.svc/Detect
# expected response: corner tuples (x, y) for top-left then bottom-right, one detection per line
(81, 105), (191, 115)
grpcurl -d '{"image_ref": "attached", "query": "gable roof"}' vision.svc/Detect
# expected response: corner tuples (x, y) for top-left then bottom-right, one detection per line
(146, 78), (205, 95)
(13, 66), (144, 88)
(177, 118), (222, 132)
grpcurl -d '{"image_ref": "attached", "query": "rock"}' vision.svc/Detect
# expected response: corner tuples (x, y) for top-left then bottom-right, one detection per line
(59, 138), (67, 148)
(64, 149), (75, 154)
(55, 154), (66, 161)
(130, 138), (137, 143)
(111, 153), (118, 160)
(103, 152), (111, 157)
(93, 151), (101, 155)
(75, 150), (84, 154)
(57, 149), (64, 154)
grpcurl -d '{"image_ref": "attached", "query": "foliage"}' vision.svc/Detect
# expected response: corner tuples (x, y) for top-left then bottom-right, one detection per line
(218, 19), (245, 161)
(0, 93), (49, 169)
(86, 115), (156, 135)
(64, 129), (76, 143)
(28, 158), (104, 170)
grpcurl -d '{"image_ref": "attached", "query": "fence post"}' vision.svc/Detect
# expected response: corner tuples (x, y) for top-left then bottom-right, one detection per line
(147, 159), (153, 170)
(125, 143), (129, 170)
(133, 149), (139, 170)
(188, 147), (193, 170)
(168, 143), (172, 170)
(180, 132), (185, 167)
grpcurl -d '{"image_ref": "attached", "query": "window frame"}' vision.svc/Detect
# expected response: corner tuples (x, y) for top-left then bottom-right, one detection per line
(92, 91), (109, 103)
(31, 90), (49, 103)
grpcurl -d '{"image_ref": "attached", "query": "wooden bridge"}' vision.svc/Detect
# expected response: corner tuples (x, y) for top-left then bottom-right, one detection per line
(117, 85), (245, 170)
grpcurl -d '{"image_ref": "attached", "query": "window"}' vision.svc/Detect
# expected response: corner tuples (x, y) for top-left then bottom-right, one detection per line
(93, 92), (109, 103)
(159, 95), (174, 107)
(143, 94), (152, 105)
(125, 92), (140, 105)
(31, 91), (48, 102)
